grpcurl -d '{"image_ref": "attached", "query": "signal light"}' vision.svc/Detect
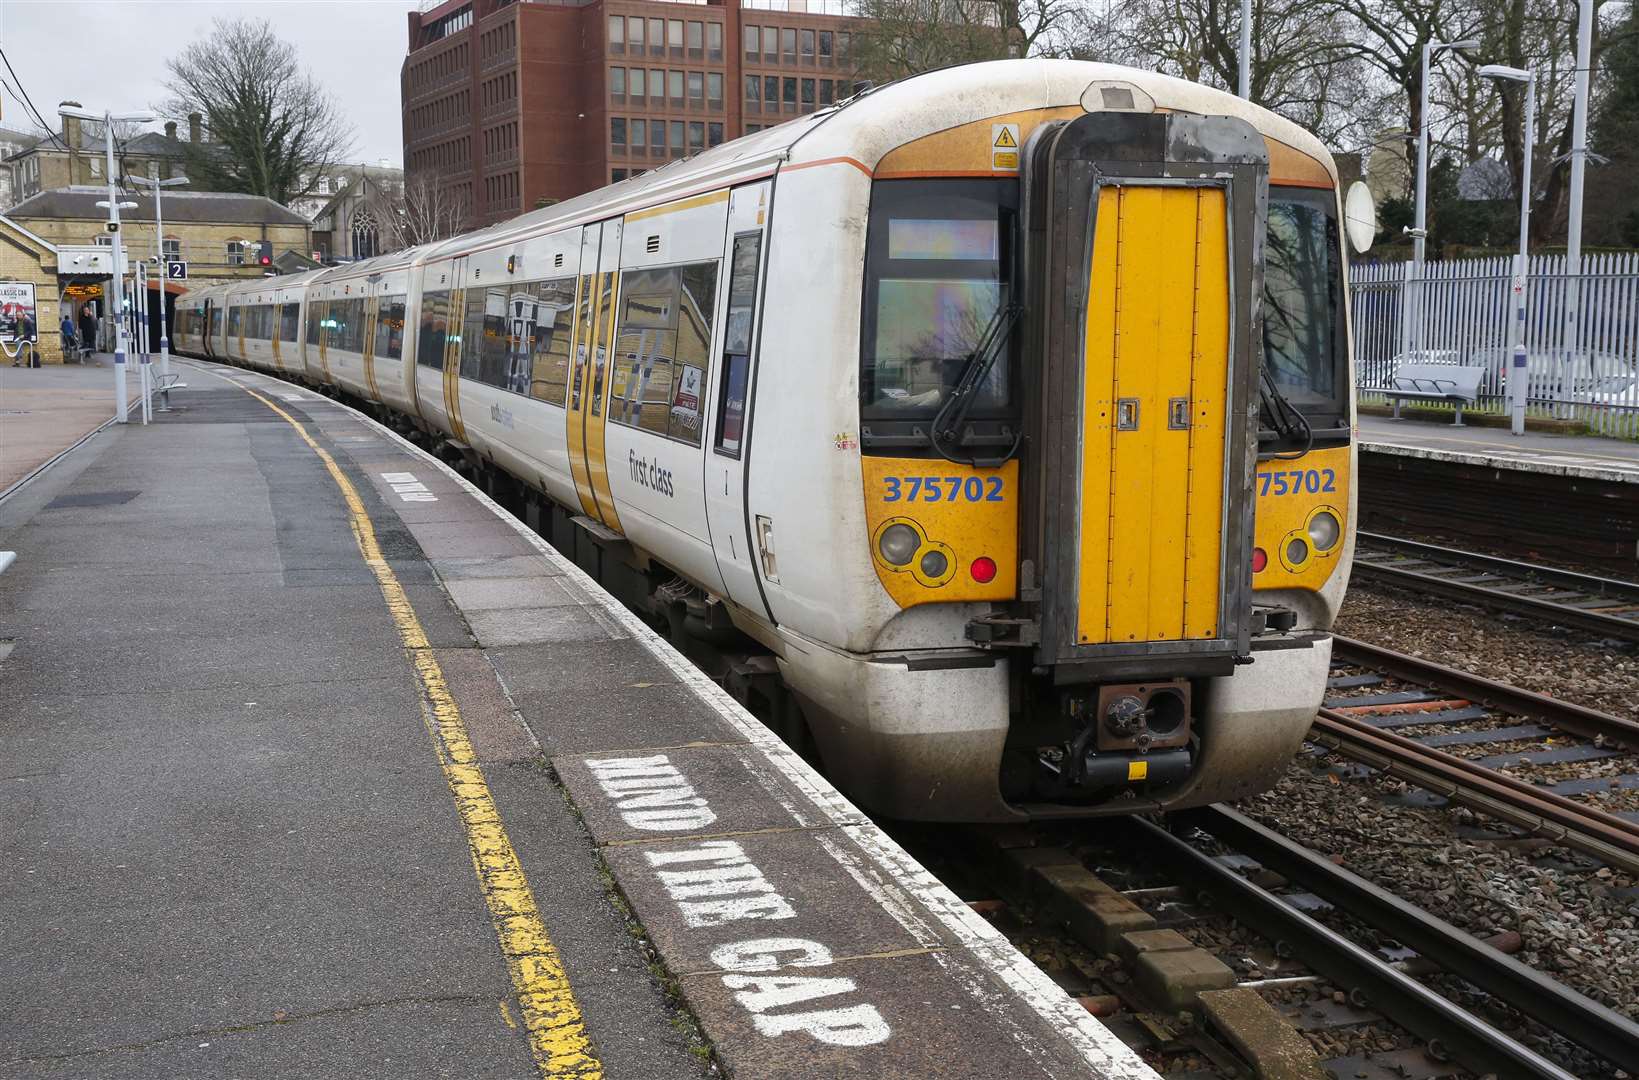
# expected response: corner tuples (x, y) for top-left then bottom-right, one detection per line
(970, 556), (997, 584)
(1251, 547), (1267, 573)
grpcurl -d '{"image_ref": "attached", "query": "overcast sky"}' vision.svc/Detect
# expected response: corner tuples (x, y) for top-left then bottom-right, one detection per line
(0, 0), (423, 166)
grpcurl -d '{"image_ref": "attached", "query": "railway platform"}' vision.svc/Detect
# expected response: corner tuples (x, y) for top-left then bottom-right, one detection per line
(1356, 415), (1639, 571)
(0, 361), (1153, 1080)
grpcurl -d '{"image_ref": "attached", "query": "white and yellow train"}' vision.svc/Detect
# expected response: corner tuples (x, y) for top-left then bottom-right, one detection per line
(176, 60), (1357, 822)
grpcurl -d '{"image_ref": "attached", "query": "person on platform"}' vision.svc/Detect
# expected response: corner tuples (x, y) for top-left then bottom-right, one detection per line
(80, 305), (97, 358)
(60, 313), (77, 362)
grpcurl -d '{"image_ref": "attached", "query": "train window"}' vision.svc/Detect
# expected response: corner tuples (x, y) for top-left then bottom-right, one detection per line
(527, 277), (576, 406)
(306, 301), (322, 346)
(419, 290), (451, 369)
(281, 302), (300, 343)
(376, 295), (406, 360)
(608, 261), (718, 446)
(460, 289), (488, 379)
(466, 287), (512, 389)
(860, 179), (1017, 425)
(715, 233), (762, 458)
(227, 304), (241, 337)
(1263, 187), (1346, 431)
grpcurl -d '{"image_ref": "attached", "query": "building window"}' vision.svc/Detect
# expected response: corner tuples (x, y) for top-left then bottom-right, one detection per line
(670, 120), (685, 159)
(631, 117), (646, 151)
(648, 17), (664, 54)
(746, 123), (760, 135)
(836, 79), (851, 100)
(612, 168), (628, 182)
(687, 20), (703, 58)
(669, 69), (684, 105)
(90, 157), (102, 178)
(820, 79), (834, 106)
(708, 22), (722, 60)
(781, 27), (796, 63)
(708, 122), (723, 147)
(608, 15), (624, 53)
(667, 19), (683, 55)
(689, 121), (704, 154)
(745, 75), (761, 111)
(838, 32), (851, 63)
(94, 234), (113, 247)
(627, 18), (643, 51)
(708, 72), (723, 109)
(352, 209), (381, 260)
(630, 67), (646, 102)
(226, 239), (247, 266)
(801, 78), (815, 111)
(744, 25), (758, 60)
(652, 119), (667, 156)
(820, 30), (833, 65)
(611, 66), (625, 102)
(688, 71), (704, 107)
(764, 75), (778, 105)
(783, 76), (797, 112)
(762, 26), (777, 60)
(801, 29), (815, 63)
(611, 117), (627, 152)
(163, 236), (182, 261)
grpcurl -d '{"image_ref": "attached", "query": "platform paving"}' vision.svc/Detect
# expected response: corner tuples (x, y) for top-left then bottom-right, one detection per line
(0, 361), (1155, 1080)
(1359, 414), (1639, 484)
(0, 357), (147, 493)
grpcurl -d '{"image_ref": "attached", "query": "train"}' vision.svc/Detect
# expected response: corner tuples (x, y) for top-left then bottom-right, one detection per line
(174, 59), (1359, 823)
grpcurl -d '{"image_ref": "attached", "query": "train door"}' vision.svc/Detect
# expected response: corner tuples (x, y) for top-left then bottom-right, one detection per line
(1028, 111), (1265, 672)
(202, 299), (215, 358)
(442, 255), (471, 443)
(271, 294), (284, 372)
(362, 292), (380, 403)
(582, 219), (624, 530)
(564, 226), (603, 518)
(705, 183), (774, 616)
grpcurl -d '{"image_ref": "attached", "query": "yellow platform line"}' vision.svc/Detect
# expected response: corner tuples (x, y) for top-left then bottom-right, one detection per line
(237, 384), (603, 1079)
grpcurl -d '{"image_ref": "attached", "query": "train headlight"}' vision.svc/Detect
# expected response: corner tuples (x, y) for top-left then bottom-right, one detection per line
(1285, 537), (1309, 566)
(919, 549), (948, 578)
(878, 523), (919, 566)
(1307, 510), (1341, 552)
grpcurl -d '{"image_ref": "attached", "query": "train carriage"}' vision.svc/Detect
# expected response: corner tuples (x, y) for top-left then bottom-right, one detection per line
(183, 59), (1358, 823)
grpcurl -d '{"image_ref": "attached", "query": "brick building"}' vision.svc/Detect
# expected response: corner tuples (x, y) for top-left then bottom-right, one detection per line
(402, 0), (865, 227)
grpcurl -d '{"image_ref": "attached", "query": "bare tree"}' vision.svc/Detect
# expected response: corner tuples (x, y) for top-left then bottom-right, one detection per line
(381, 173), (470, 251)
(849, 0), (1074, 81)
(161, 17), (355, 205)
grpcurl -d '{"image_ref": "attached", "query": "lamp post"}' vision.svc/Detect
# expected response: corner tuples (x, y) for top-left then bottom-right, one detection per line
(1404, 37), (1479, 359)
(1238, 0), (1252, 99)
(1479, 64), (1537, 436)
(62, 105), (156, 424)
(131, 168), (189, 411)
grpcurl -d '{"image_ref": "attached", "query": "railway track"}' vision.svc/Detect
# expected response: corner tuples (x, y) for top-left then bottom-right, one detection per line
(1320, 635), (1639, 873)
(1353, 532), (1639, 642)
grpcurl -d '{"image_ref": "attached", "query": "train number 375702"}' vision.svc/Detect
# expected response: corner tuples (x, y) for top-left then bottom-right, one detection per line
(1258, 468), (1337, 497)
(883, 475), (1005, 503)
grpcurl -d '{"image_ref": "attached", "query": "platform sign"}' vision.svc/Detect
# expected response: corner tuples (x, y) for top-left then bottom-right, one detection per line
(0, 281), (37, 340)
(166, 261), (188, 281)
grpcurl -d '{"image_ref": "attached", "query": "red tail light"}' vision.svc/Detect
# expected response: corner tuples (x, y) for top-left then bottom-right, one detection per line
(1251, 547), (1268, 573)
(970, 556), (997, 584)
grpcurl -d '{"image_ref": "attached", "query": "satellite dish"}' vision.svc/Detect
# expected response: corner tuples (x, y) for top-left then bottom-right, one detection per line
(1344, 181), (1378, 254)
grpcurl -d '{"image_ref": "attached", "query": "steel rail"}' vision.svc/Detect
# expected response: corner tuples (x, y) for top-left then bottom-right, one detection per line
(1179, 805), (1639, 1072)
(1110, 815), (1577, 1079)
(1331, 634), (1639, 750)
(1311, 708), (1639, 874)
(1353, 535), (1639, 643)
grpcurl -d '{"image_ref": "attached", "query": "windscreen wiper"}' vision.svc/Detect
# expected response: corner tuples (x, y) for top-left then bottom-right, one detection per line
(1258, 366), (1313, 459)
(931, 301), (1024, 468)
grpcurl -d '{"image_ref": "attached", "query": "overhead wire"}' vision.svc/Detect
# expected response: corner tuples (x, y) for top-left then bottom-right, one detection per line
(0, 45), (69, 151)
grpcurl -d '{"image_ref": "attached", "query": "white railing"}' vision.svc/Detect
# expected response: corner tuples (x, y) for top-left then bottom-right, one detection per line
(1351, 252), (1639, 438)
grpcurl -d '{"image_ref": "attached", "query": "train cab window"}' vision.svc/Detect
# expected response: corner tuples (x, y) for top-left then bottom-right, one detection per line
(419, 290), (452, 369)
(714, 233), (761, 458)
(1263, 187), (1347, 436)
(608, 261), (717, 445)
(860, 179), (1017, 435)
(376, 295), (406, 360)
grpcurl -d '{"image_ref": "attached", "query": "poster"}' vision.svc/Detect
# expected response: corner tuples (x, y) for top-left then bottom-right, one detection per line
(0, 281), (37, 340)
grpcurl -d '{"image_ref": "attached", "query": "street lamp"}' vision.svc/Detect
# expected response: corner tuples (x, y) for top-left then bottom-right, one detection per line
(131, 168), (189, 410)
(1478, 64), (1536, 437)
(1404, 37), (1479, 359)
(62, 105), (156, 424)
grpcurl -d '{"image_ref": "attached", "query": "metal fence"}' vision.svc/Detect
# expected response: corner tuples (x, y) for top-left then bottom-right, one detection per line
(1350, 252), (1639, 438)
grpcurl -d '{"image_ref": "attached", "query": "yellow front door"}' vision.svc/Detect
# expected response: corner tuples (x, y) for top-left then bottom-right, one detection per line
(1077, 184), (1229, 645)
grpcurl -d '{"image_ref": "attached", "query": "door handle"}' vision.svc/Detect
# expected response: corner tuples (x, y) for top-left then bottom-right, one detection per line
(1116, 398), (1140, 430)
(1168, 397), (1190, 430)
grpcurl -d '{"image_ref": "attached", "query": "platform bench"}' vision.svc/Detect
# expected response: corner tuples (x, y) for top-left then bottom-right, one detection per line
(1385, 362), (1484, 425)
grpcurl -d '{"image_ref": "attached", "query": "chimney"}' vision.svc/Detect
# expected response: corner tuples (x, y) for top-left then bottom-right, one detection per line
(59, 101), (83, 149)
(165, 120), (177, 140)
(188, 112), (203, 143)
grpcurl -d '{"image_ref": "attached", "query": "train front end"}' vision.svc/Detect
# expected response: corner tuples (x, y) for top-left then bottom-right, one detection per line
(791, 64), (1355, 821)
